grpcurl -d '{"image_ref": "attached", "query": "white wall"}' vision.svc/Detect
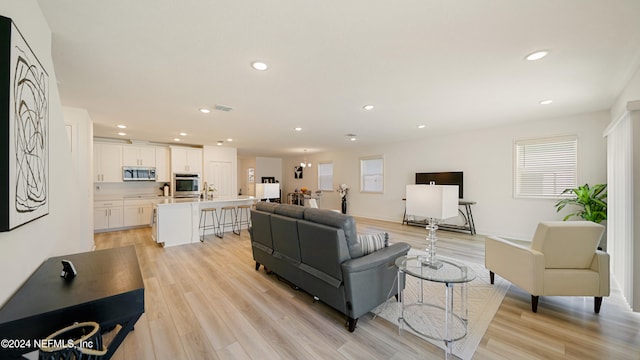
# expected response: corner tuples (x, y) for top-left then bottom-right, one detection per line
(256, 157), (283, 182)
(0, 2), (93, 305)
(238, 157), (256, 196)
(283, 111), (608, 240)
(611, 64), (640, 120)
(62, 107), (94, 245)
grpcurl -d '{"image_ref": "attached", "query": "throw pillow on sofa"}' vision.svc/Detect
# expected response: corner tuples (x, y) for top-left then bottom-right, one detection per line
(356, 232), (389, 255)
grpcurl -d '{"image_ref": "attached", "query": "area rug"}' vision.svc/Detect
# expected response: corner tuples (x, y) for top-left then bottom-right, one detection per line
(372, 249), (509, 360)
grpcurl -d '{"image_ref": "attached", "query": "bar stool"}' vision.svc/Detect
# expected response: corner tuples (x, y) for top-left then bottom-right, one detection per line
(217, 206), (237, 237)
(235, 204), (251, 234)
(199, 207), (219, 242)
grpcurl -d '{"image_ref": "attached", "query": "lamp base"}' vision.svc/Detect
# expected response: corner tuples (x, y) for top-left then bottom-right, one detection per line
(419, 257), (443, 269)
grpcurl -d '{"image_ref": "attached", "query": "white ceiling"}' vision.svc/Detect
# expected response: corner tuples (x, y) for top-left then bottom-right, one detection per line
(37, 0), (640, 157)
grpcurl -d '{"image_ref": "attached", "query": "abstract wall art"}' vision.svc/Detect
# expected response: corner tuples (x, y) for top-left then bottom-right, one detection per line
(0, 16), (49, 231)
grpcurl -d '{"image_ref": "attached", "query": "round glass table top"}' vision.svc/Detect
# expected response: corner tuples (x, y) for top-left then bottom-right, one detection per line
(395, 255), (476, 283)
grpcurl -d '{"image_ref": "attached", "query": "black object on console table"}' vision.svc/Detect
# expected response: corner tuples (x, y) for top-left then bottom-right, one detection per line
(0, 246), (144, 359)
(402, 199), (477, 235)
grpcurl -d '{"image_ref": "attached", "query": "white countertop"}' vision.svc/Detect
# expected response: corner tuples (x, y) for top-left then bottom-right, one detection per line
(155, 196), (256, 206)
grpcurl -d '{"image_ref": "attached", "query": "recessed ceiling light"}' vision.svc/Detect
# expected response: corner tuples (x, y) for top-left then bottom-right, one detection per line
(251, 61), (268, 71)
(350, 137), (357, 141)
(525, 50), (549, 61)
(117, 132), (126, 136)
(539, 99), (553, 105)
(346, 133), (358, 141)
(173, 138), (181, 142)
(417, 124), (426, 129)
(226, 138), (233, 142)
(217, 141), (224, 146)
(199, 108), (211, 114)
(117, 124), (127, 129)
(179, 132), (187, 136)
(363, 105), (374, 111)
(294, 127), (303, 132)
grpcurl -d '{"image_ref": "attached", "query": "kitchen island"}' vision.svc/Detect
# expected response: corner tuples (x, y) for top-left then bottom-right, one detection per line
(152, 196), (256, 247)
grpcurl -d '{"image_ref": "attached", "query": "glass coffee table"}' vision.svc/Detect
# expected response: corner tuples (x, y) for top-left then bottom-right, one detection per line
(395, 255), (476, 359)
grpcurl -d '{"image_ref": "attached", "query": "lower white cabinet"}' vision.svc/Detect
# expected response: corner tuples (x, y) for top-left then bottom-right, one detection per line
(94, 200), (124, 231)
(124, 201), (154, 227)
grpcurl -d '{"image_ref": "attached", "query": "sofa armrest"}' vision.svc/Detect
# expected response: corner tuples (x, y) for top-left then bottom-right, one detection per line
(342, 242), (411, 274)
(485, 236), (544, 295)
(591, 251), (610, 296)
(341, 242), (411, 319)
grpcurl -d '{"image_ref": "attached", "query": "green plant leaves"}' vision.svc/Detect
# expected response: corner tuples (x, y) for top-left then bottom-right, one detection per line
(554, 183), (607, 223)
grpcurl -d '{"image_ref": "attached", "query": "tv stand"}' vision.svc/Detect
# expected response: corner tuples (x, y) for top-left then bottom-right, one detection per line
(402, 199), (477, 235)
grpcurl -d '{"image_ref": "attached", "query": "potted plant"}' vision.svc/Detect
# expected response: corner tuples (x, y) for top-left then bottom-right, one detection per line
(554, 183), (607, 248)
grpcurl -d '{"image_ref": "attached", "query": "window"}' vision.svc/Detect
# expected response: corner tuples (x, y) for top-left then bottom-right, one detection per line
(360, 156), (384, 193)
(514, 135), (578, 198)
(318, 162), (333, 191)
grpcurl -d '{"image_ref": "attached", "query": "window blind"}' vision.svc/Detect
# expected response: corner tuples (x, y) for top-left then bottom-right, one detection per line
(514, 136), (577, 198)
(360, 157), (384, 193)
(318, 162), (333, 191)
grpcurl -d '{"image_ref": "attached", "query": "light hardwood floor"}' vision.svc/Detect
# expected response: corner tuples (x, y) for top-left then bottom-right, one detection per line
(94, 218), (640, 360)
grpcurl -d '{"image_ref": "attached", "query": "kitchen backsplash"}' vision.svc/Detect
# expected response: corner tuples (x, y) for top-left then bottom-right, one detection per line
(94, 182), (169, 197)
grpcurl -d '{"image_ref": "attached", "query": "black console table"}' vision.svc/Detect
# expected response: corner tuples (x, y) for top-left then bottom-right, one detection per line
(0, 246), (144, 359)
(402, 199), (477, 235)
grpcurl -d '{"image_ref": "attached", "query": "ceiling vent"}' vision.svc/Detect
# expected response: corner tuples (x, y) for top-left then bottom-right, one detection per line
(214, 104), (233, 112)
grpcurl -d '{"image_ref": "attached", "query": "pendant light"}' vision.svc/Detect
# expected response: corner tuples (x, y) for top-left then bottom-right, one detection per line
(300, 149), (312, 168)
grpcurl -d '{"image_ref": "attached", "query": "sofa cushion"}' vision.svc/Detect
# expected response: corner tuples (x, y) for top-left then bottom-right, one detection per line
(274, 204), (305, 219)
(255, 201), (279, 213)
(356, 232), (388, 255)
(303, 208), (362, 258)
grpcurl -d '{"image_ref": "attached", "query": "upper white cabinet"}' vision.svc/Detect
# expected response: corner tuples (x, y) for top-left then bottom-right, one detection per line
(94, 142), (123, 183)
(171, 147), (203, 174)
(123, 145), (156, 167)
(155, 146), (170, 182)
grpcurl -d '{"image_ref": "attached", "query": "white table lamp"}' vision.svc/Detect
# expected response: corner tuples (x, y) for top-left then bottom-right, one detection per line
(406, 184), (459, 268)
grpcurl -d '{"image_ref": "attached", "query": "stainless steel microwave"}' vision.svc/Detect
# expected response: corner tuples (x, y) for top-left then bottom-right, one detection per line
(123, 167), (157, 181)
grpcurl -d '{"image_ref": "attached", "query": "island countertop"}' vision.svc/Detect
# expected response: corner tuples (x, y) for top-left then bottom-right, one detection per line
(155, 196), (257, 206)
(152, 196), (257, 247)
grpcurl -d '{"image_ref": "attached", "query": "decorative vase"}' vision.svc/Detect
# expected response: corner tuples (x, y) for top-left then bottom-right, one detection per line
(341, 196), (347, 214)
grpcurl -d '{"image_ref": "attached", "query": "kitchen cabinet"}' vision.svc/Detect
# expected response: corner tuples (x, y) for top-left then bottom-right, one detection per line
(171, 147), (202, 174)
(123, 199), (154, 227)
(94, 142), (123, 183)
(94, 200), (124, 231)
(155, 146), (170, 182)
(123, 145), (156, 167)
(205, 161), (232, 197)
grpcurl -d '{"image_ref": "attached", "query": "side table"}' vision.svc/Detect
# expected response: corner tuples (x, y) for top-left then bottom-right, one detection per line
(396, 255), (476, 359)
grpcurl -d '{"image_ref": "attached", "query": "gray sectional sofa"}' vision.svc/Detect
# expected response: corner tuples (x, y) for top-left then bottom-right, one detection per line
(249, 202), (411, 332)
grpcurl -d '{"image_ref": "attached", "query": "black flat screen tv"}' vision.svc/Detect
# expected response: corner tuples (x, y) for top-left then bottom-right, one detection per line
(415, 171), (464, 199)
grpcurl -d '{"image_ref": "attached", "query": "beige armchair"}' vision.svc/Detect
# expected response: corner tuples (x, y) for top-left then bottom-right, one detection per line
(485, 221), (608, 313)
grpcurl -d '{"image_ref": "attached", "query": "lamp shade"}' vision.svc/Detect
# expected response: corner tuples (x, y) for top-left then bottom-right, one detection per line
(255, 183), (280, 199)
(406, 184), (458, 220)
